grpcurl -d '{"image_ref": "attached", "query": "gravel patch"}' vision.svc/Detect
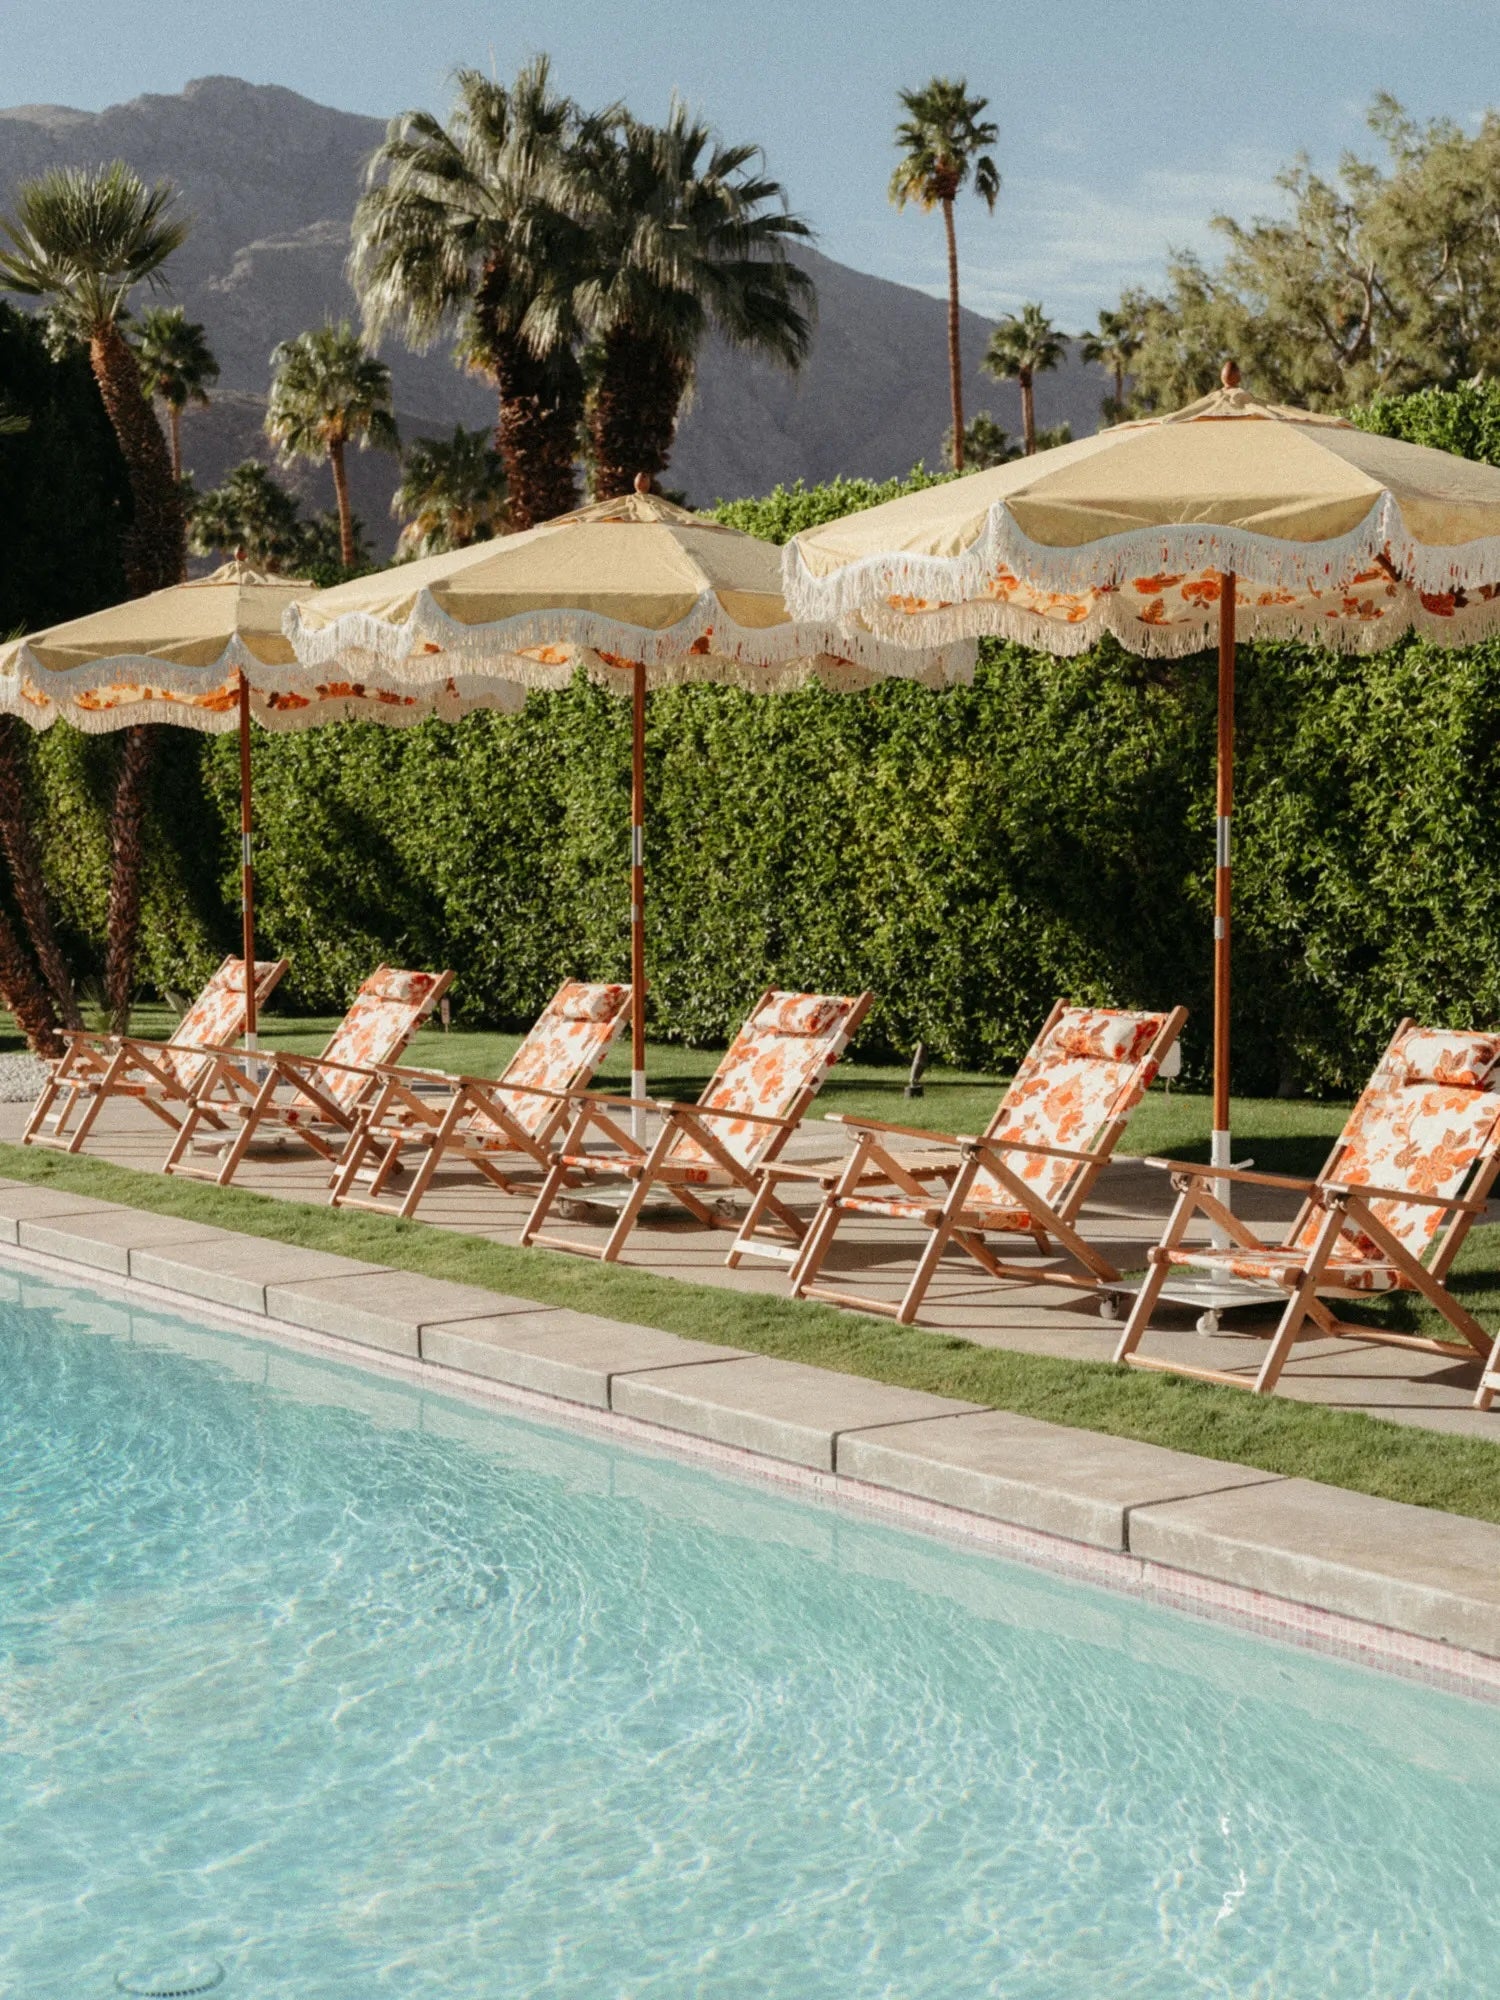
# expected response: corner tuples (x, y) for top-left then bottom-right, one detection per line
(0, 1052), (50, 1103)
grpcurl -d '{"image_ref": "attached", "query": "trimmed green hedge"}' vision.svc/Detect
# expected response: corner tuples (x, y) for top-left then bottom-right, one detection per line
(20, 631), (1500, 1095)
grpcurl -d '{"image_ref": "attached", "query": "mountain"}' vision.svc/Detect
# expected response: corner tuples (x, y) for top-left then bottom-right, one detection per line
(0, 75), (1105, 546)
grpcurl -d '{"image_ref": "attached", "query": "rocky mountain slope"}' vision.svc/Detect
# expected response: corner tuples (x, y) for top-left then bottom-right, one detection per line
(0, 75), (1106, 543)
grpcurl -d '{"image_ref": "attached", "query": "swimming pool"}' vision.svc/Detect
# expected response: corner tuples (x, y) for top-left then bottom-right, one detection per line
(3, 1266), (1498, 1997)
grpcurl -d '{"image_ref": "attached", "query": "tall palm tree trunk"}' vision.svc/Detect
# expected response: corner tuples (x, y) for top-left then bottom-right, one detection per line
(88, 320), (184, 594)
(328, 436), (355, 569)
(103, 725), (153, 1033)
(0, 717), (80, 1028)
(168, 402), (182, 483)
(589, 328), (688, 499)
(942, 195), (964, 472)
(1021, 371), (1036, 454)
(89, 320), (184, 1037)
(0, 902), (63, 1059)
(493, 340), (582, 529)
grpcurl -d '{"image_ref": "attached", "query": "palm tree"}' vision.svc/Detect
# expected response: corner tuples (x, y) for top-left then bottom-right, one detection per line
(0, 162), (186, 592)
(575, 105), (813, 498)
(889, 79), (999, 472)
(1081, 305), (1143, 423)
(265, 321), (397, 569)
(984, 303), (1066, 455)
(0, 161), (190, 1031)
(393, 425), (508, 553)
(135, 304), (219, 480)
(189, 459), (309, 570)
(352, 60), (597, 529)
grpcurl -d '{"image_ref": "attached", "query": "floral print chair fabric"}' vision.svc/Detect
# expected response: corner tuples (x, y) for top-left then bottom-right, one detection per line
(161, 964), (453, 1187)
(1115, 1019), (1500, 1399)
(23, 956), (288, 1157)
(790, 1002), (1186, 1325)
(521, 988), (873, 1264)
(329, 981), (632, 1220)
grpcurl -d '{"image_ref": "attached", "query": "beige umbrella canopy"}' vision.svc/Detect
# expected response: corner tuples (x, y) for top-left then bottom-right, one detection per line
(287, 486), (974, 1112)
(0, 562), (522, 1042)
(783, 368), (1500, 1182)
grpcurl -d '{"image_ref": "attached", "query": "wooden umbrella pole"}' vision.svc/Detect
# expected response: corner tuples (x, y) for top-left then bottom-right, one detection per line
(238, 670), (257, 1050)
(1212, 571), (1235, 1200)
(630, 658), (647, 1137)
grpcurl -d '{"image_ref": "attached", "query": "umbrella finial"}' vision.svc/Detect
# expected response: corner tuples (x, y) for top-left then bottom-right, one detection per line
(1221, 359), (1241, 390)
(633, 472), (651, 494)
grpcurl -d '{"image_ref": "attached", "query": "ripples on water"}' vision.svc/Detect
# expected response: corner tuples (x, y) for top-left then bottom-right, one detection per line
(1, 1269), (1497, 1996)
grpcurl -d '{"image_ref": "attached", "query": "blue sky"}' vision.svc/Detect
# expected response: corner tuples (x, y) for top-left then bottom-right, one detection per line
(4, 0), (1492, 327)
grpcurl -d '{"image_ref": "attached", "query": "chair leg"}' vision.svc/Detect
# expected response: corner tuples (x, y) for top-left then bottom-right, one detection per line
(893, 1156), (982, 1325)
(520, 1155), (571, 1246)
(1113, 1183), (1199, 1364)
(1251, 1205), (1348, 1394)
(600, 1174), (654, 1263)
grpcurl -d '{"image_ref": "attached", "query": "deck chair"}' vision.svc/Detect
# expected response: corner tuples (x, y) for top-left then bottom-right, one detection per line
(521, 988), (873, 1263)
(22, 956), (288, 1155)
(790, 1003), (1186, 1322)
(162, 964), (453, 1186)
(1114, 1020), (1500, 1396)
(329, 980), (632, 1218)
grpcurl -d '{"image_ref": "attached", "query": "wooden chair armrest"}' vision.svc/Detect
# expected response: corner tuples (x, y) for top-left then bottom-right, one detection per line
(824, 1112), (966, 1148)
(1332, 1179), (1489, 1215)
(967, 1133), (1109, 1166)
(674, 1100), (799, 1133)
(1142, 1156), (1317, 1193)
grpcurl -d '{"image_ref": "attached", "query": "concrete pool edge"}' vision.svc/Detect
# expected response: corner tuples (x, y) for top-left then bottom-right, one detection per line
(5, 1181), (1500, 1699)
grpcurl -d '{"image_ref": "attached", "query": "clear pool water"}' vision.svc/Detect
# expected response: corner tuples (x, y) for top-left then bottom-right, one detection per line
(3, 1269), (1498, 1997)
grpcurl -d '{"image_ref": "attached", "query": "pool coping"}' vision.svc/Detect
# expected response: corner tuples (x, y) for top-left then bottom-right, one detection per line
(5, 1182), (1500, 1703)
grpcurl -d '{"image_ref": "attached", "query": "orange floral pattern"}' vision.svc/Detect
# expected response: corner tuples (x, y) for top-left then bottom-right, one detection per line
(959, 1006), (1168, 1229)
(666, 991), (864, 1179)
(288, 966), (447, 1118)
(474, 983), (630, 1139)
(159, 957), (283, 1089)
(1171, 1025), (1500, 1292)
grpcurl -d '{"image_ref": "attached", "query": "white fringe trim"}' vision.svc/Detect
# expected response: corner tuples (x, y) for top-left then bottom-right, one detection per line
(0, 679), (529, 735)
(782, 491), (1500, 642)
(281, 593), (976, 687)
(849, 588), (1500, 659)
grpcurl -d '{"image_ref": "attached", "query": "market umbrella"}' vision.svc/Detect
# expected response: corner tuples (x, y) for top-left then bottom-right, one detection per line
(0, 561), (521, 1045)
(781, 363), (1500, 1180)
(286, 483), (972, 1113)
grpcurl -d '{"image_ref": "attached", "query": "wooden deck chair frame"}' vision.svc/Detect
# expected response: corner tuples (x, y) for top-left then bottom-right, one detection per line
(329, 982), (633, 1219)
(521, 988), (873, 1264)
(1115, 1017), (1500, 1397)
(162, 967), (454, 1187)
(790, 1003), (1188, 1324)
(22, 956), (288, 1156)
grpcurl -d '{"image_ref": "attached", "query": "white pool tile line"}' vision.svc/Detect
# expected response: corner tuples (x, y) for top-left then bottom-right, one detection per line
(3, 1175), (1500, 1693)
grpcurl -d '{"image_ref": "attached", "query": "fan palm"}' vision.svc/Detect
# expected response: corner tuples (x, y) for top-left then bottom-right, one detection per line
(393, 424), (508, 553)
(889, 78), (999, 471)
(265, 321), (397, 570)
(1081, 304), (1143, 423)
(135, 304), (218, 480)
(574, 105), (813, 498)
(189, 460), (309, 570)
(0, 161), (190, 1030)
(0, 162), (186, 591)
(984, 303), (1066, 454)
(351, 59), (596, 529)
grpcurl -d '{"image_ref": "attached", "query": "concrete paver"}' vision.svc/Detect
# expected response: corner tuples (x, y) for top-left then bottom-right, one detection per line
(0, 1179), (124, 1242)
(837, 1408), (1284, 1551)
(264, 1268), (531, 1356)
(17, 1207), (229, 1277)
(612, 1353), (984, 1470)
(131, 1236), (387, 1316)
(422, 1309), (746, 1408)
(1130, 1477), (1500, 1655)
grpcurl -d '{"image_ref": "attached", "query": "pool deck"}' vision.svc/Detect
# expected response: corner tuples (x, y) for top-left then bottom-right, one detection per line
(3, 1142), (1500, 1693)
